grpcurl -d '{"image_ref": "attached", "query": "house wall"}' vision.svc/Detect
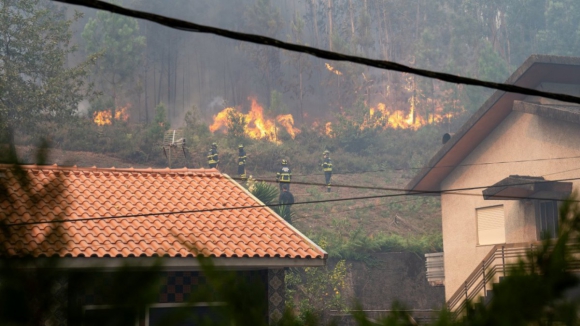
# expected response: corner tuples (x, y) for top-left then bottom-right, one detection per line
(68, 268), (284, 325)
(440, 91), (580, 301)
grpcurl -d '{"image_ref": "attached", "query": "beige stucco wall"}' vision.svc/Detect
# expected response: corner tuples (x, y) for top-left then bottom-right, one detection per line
(441, 92), (580, 301)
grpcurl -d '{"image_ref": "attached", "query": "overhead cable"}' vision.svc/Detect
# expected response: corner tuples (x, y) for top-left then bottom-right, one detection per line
(7, 175), (580, 227)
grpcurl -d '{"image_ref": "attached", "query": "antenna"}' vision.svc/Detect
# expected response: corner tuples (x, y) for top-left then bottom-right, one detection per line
(162, 129), (187, 168)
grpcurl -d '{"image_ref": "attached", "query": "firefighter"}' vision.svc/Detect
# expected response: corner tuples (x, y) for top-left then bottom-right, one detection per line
(238, 144), (247, 181)
(276, 159), (292, 191)
(207, 142), (219, 169)
(278, 184), (295, 224)
(321, 150), (333, 192)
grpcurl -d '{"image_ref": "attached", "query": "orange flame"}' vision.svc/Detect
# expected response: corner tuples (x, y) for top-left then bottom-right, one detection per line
(325, 63), (342, 75)
(358, 102), (452, 131)
(325, 122), (333, 137)
(209, 97), (301, 143)
(93, 104), (130, 126)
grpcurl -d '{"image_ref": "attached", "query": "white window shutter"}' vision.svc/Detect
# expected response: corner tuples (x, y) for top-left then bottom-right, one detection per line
(477, 205), (505, 245)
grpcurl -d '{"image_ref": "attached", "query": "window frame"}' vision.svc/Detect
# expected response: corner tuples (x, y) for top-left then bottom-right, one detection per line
(535, 200), (559, 240)
(82, 304), (139, 326)
(145, 302), (226, 326)
(476, 204), (506, 246)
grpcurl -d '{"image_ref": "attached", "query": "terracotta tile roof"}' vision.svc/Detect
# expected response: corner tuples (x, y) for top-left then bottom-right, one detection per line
(0, 165), (326, 261)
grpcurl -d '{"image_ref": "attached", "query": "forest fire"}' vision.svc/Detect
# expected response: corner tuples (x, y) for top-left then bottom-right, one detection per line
(325, 63), (342, 75)
(360, 102), (451, 131)
(93, 104), (130, 126)
(325, 122), (333, 137)
(209, 97), (300, 143)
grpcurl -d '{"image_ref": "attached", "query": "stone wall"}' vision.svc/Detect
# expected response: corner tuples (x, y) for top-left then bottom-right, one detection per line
(349, 252), (445, 310)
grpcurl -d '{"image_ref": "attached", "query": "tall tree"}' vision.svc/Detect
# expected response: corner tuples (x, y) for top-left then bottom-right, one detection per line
(82, 3), (145, 120)
(0, 0), (93, 140)
(243, 0), (282, 109)
(536, 0), (580, 56)
(284, 14), (314, 125)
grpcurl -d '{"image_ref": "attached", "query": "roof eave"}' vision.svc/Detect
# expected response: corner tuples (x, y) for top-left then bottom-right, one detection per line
(223, 173), (329, 260)
(3, 256), (327, 270)
(405, 55), (580, 193)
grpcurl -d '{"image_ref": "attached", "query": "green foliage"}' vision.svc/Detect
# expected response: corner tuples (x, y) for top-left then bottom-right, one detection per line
(269, 90), (288, 116)
(251, 181), (279, 207)
(310, 219), (442, 262)
(147, 103), (170, 142)
(225, 109), (247, 146)
(0, 0), (94, 136)
(535, 0), (580, 56)
(82, 2), (145, 104)
(477, 42), (510, 82)
(286, 260), (349, 321)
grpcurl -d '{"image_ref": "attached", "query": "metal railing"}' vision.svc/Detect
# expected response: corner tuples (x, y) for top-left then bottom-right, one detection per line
(425, 252), (444, 286)
(446, 242), (534, 315)
(447, 241), (580, 317)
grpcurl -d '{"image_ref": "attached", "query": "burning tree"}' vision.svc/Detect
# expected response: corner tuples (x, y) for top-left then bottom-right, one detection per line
(0, 0), (94, 141)
(210, 98), (300, 144)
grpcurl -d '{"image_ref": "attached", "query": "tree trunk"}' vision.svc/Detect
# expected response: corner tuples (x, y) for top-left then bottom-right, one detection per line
(182, 58), (185, 113)
(173, 51), (178, 119)
(327, 0), (333, 50)
(167, 43), (171, 118)
(348, 0), (355, 39)
(153, 64), (157, 106)
(157, 63), (164, 107)
(145, 67), (149, 123)
(111, 74), (116, 126)
(299, 59), (304, 125)
(311, 0), (320, 48)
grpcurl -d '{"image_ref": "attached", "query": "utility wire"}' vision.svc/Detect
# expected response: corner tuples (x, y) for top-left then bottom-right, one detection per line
(293, 197), (426, 221)
(7, 176), (580, 227)
(53, 0), (580, 106)
(216, 172), (580, 194)
(286, 154), (580, 177)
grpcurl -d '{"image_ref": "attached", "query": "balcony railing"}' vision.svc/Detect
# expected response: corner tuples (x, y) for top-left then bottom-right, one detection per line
(447, 242), (537, 315)
(447, 240), (580, 317)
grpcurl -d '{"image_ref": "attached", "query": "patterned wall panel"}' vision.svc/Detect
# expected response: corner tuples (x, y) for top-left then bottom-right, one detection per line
(44, 275), (68, 326)
(268, 268), (285, 324)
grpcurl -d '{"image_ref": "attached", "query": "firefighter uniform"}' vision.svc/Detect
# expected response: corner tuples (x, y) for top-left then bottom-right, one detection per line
(276, 159), (292, 191)
(279, 184), (295, 224)
(238, 144), (247, 181)
(321, 150), (333, 192)
(207, 143), (219, 169)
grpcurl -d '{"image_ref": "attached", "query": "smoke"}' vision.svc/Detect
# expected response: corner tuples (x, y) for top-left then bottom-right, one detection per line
(76, 100), (90, 117)
(206, 96), (227, 116)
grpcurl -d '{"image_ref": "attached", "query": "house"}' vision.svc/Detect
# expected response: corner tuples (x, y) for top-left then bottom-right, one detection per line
(406, 55), (580, 311)
(0, 165), (327, 325)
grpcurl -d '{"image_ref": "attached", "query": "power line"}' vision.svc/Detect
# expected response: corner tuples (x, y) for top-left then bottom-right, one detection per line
(293, 197), (426, 221)
(52, 0), (580, 106)
(7, 176), (580, 227)
(287, 154), (580, 177)
(223, 172), (580, 194)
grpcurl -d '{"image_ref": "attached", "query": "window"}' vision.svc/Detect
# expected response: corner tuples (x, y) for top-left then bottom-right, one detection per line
(536, 200), (558, 239)
(477, 205), (505, 245)
(83, 306), (138, 326)
(146, 303), (226, 326)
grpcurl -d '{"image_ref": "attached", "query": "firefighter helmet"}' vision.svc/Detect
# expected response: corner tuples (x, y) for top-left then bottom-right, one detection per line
(238, 144), (244, 148)
(212, 142), (217, 148)
(282, 159), (288, 165)
(323, 150), (330, 155)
